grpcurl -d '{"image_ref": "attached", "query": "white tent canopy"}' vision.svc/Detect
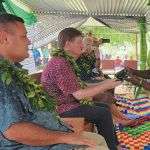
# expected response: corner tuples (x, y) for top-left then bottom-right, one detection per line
(27, 14), (87, 48)
(19, 0), (150, 48)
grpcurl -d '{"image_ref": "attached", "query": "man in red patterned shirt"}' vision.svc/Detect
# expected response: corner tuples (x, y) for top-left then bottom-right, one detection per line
(41, 28), (121, 150)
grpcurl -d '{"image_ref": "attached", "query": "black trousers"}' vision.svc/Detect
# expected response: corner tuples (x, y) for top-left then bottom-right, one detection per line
(60, 103), (118, 150)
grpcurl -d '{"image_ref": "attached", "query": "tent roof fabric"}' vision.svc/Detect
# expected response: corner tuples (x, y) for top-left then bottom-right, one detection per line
(21, 0), (150, 20)
(19, 0), (150, 48)
(3, 0), (37, 25)
(27, 14), (87, 48)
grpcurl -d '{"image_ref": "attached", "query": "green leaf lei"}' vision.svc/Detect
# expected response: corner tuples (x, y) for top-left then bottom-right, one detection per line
(51, 48), (93, 106)
(0, 58), (57, 112)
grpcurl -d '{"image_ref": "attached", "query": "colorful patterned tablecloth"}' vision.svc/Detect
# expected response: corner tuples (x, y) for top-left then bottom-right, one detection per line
(115, 97), (150, 150)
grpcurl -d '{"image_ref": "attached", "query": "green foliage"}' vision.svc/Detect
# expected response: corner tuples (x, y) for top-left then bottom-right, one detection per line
(138, 17), (147, 70)
(51, 48), (93, 106)
(3, 0), (37, 25)
(147, 32), (150, 68)
(148, 0), (150, 5)
(0, 59), (57, 112)
(79, 26), (136, 44)
(135, 17), (148, 97)
(51, 48), (85, 87)
(0, 0), (7, 14)
(147, 50), (150, 68)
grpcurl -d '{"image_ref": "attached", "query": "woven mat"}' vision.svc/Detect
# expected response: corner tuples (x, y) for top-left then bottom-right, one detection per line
(115, 97), (150, 150)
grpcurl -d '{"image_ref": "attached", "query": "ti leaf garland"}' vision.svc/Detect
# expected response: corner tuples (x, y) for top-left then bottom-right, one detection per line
(51, 48), (93, 106)
(0, 58), (57, 112)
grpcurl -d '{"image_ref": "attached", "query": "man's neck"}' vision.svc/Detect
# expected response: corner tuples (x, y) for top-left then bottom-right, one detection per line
(64, 49), (78, 60)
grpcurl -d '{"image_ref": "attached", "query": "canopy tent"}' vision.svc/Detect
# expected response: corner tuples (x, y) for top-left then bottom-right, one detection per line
(18, 0), (149, 48)
(27, 14), (87, 48)
(0, 0), (37, 25)
(1, 0), (149, 48)
(0, 0), (150, 68)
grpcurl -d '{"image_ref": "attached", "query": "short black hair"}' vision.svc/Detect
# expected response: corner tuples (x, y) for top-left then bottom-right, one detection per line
(0, 14), (24, 27)
(0, 13), (24, 24)
(58, 27), (83, 49)
(0, 14), (24, 33)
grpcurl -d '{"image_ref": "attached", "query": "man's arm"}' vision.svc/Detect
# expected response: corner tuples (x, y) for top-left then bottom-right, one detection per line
(73, 79), (121, 100)
(4, 122), (96, 148)
(54, 59), (121, 101)
(125, 77), (150, 90)
(127, 68), (150, 79)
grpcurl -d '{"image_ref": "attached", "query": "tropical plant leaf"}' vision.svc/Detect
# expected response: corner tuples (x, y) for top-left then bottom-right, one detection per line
(27, 91), (35, 98)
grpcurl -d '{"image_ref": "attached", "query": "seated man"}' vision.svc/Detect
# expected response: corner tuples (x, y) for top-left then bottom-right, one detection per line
(0, 14), (108, 150)
(41, 27), (122, 150)
(76, 35), (134, 126)
(76, 33), (107, 83)
(126, 68), (150, 90)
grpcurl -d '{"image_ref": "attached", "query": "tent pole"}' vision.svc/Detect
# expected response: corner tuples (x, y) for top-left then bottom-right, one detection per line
(138, 17), (147, 70)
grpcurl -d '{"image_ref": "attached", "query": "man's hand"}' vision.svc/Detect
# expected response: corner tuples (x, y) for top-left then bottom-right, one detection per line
(101, 79), (122, 90)
(73, 79), (121, 100)
(61, 117), (84, 134)
(60, 133), (97, 149)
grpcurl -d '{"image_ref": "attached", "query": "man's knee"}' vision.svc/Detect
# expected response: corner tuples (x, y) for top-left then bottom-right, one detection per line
(81, 131), (109, 150)
(95, 106), (112, 123)
(97, 106), (111, 116)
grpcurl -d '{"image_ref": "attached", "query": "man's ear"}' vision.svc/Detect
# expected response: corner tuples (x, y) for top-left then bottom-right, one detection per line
(0, 31), (7, 45)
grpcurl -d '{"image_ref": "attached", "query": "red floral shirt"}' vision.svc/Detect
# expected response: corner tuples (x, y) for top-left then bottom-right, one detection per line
(41, 57), (80, 114)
